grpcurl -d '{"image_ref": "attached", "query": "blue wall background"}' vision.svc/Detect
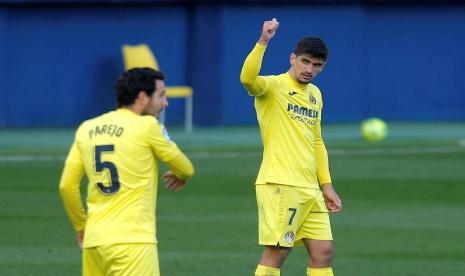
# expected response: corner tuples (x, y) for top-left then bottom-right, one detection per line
(0, 2), (464, 127)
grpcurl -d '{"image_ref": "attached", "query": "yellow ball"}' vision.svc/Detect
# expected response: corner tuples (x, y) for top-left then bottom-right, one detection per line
(361, 118), (388, 142)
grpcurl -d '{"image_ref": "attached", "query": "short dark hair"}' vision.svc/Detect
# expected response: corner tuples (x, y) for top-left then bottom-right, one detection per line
(115, 67), (165, 107)
(294, 36), (328, 61)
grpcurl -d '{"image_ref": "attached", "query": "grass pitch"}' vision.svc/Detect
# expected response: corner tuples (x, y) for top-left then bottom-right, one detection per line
(1, 123), (464, 275)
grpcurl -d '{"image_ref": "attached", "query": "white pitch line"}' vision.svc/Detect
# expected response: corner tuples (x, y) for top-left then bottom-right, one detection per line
(329, 146), (464, 156)
(0, 155), (65, 162)
(0, 146), (463, 163)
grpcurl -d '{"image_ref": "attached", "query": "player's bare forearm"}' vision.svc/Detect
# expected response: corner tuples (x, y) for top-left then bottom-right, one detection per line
(321, 183), (342, 213)
(258, 18), (279, 46)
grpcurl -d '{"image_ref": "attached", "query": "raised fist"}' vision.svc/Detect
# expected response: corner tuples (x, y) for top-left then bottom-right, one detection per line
(259, 18), (279, 45)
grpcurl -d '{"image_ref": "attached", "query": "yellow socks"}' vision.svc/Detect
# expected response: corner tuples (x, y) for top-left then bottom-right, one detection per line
(255, 264), (281, 276)
(307, 267), (334, 276)
(255, 265), (333, 275)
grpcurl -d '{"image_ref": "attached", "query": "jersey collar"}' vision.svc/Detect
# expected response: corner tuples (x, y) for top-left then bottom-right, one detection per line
(117, 108), (139, 116)
(283, 72), (308, 91)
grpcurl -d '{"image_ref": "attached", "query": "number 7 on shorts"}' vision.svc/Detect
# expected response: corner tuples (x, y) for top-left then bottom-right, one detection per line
(288, 208), (297, 225)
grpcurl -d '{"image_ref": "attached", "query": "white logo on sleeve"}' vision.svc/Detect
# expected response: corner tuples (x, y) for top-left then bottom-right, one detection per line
(161, 124), (172, 143)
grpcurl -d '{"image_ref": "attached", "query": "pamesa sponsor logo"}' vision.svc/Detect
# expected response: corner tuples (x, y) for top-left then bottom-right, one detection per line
(287, 103), (319, 119)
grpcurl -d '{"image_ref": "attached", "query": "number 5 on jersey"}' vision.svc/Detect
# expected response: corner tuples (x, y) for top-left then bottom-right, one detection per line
(94, 145), (120, 194)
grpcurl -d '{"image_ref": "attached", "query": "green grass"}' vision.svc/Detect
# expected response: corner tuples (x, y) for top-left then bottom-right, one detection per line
(1, 123), (465, 275)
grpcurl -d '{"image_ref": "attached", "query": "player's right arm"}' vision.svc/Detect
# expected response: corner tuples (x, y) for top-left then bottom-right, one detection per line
(59, 141), (87, 233)
(240, 18), (279, 96)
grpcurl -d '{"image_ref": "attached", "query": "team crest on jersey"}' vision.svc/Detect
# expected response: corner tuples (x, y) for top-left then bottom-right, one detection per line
(309, 95), (317, 105)
(284, 231), (295, 243)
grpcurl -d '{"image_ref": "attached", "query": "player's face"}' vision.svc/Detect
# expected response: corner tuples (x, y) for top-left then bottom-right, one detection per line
(289, 53), (325, 84)
(144, 79), (168, 118)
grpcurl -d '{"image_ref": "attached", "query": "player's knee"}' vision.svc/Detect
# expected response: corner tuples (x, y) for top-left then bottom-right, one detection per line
(310, 243), (333, 266)
(261, 246), (291, 267)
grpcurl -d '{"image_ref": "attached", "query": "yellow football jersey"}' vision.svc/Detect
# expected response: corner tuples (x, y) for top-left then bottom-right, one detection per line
(241, 43), (331, 189)
(59, 108), (194, 248)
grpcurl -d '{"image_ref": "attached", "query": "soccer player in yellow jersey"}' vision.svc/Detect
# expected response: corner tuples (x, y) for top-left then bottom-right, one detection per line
(59, 68), (194, 275)
(240, 19), (342, 276)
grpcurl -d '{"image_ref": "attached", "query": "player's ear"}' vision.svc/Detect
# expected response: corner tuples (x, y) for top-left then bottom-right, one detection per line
(290, 53), (296, 66)
(136, 90), (149, 105)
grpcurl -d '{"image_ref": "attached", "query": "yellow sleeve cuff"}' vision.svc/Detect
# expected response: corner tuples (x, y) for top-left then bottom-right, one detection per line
(166, 152), (195, 180)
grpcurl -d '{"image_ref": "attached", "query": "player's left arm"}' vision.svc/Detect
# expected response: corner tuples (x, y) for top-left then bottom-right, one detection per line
(315, 103), (342, 213)
(147, 122), (195, 191)
(59, 141), (87, 245)
(162, 152), (194, 192)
